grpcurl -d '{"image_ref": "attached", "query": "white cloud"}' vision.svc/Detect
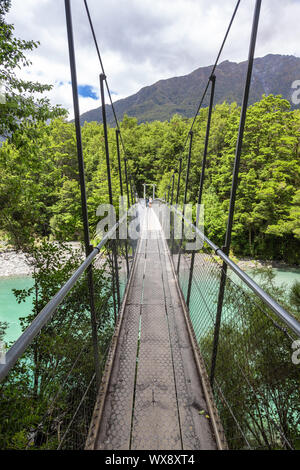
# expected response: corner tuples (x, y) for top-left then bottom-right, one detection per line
(6, 0), (300, 119)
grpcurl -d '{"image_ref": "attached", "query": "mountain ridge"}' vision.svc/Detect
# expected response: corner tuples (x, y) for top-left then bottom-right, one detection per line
(79, 54), (300, 125)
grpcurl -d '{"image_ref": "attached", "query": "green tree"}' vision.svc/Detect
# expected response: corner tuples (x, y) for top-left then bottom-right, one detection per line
(0, 241), (113, 449)
(290, 280), (300, 316)
(199, 270), (300, 449)
(0, 0), (65, 140)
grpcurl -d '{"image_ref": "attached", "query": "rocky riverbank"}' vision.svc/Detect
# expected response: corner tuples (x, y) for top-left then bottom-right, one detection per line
(0, 245), (298, 278)
(0, 242), (83, 278)
(0, 250), (32, 277)
(236, 257), (299, 271)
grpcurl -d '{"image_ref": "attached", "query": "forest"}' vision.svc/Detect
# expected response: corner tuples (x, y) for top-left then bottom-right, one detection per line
(0, 0), (300, 450)
(0, 94), (300, 263)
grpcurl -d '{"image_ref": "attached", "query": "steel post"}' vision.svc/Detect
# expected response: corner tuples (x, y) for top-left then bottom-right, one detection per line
(171, 158), (182, 256)
(65, 0), (101, 387)
(177, 131), (193, 274)
(99, 73), (121, 313)
(167, 184), (171, 204)
(210, 0), (262, 388)
(116, 129), (123, 196)
(176, 158), (182, 206)
(116, 129), (129, 277)
(187, 74), (216, 307)
(170, 173), (175, 206)
(124, 157), (130, 208)
(169, 173), (175, 257)
(129, 175), (133, 205)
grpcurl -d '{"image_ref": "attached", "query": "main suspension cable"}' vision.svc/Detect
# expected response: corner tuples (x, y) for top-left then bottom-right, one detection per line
(83, 0), (137, 193)
(181, 0), (241, 152)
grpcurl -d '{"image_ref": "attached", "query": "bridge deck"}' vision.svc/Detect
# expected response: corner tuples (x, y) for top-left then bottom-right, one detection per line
(86, 207), (224, 450)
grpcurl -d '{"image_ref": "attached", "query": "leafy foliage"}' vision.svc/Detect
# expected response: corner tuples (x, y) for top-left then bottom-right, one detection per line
(198, 267), (300, 449)
(1, 95), (299, 261)
(79, 54), (300, 126)
(0, 0), (65, 140)
(0, 241), (113, 449)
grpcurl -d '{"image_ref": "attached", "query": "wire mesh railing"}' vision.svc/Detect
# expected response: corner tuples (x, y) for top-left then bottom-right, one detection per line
(0, 213), (137, 450)
(160, 201), (300, 450)
(0, 0), (140, 449)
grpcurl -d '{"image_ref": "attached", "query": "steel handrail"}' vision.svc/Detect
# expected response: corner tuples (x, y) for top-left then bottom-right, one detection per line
(0, 209), (136, 382)
(158, 201), (300, 338)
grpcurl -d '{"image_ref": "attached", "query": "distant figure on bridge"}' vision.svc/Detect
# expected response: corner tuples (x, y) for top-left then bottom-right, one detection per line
(146, 197), (149, 207)
(149, 197), (152, 208)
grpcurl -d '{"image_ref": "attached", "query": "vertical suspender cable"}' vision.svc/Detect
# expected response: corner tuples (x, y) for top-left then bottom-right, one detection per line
(171, 158), (182, 256)
(210, 0), (262, 388)
(83, 0), (137, 200)
(187, 74), (216, 307)
(99, 73), (121, 317)
(116, 129), (130, 277)
(64, 0), (100, 387)
(177, 131), (193, 274)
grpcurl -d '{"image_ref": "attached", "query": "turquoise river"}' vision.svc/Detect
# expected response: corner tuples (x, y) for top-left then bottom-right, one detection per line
(0, 267), (300, 344)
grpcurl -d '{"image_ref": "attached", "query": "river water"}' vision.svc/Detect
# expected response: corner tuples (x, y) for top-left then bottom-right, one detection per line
(0, 276), (34, 343)
(1, 267), (300, 344)
(247, 267), (300, 288)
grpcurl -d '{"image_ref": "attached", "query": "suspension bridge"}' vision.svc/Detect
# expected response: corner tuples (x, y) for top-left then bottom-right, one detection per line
(86, 206), (224, 450)
(0, 0), (300, 451)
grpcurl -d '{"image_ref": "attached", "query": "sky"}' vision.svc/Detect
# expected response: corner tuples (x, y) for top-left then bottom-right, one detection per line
(6, 0), (300, 118)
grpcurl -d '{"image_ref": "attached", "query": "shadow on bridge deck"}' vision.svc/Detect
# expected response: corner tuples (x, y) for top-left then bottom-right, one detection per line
(86, 208), (226, 450)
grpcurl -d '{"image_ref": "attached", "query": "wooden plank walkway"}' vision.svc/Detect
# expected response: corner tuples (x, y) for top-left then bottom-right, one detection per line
(86, 205), (225, 450)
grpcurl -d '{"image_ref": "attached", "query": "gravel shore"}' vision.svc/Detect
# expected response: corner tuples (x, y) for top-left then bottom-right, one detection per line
(236, 258), (298, 271)
(0, 247), (297, 278)
(0, 250), (32, 277)
(0, 242), (83, 278)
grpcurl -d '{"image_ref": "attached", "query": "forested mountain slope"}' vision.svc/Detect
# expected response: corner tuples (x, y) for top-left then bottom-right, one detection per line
(1, 95), (299, 263)
(79, 54), (300, 125)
